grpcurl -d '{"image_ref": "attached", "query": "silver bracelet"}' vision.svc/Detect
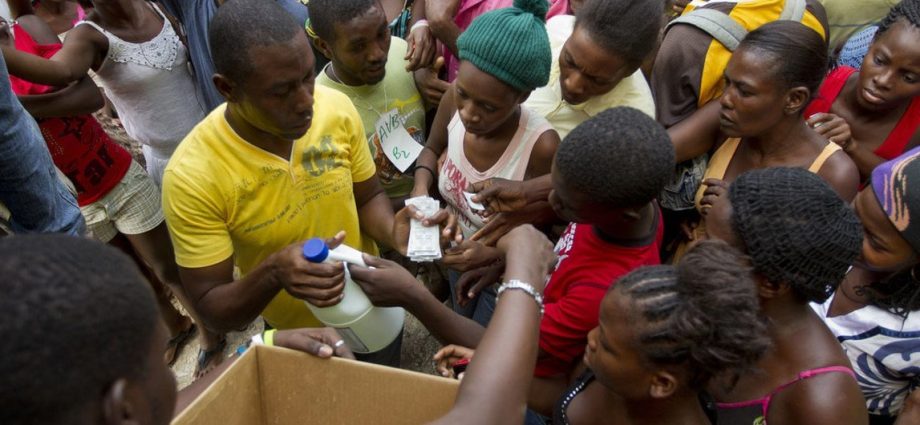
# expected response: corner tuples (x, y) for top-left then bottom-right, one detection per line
(497, 280), (544, 315)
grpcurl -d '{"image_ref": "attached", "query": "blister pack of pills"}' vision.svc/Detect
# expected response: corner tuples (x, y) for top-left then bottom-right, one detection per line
(405, 196), (442, 262)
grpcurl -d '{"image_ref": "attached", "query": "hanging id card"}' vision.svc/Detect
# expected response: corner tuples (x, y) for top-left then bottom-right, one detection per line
(377, 109), (423, 173)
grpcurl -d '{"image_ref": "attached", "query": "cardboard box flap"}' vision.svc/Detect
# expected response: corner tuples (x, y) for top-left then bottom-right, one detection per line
(174, 345), (459, 425)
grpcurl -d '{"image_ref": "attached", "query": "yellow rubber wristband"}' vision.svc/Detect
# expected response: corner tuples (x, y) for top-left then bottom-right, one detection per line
(263, 329), (277, 347)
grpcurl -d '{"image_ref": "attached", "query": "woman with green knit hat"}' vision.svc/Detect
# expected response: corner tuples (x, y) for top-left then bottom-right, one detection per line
(410, 0), (560, 325)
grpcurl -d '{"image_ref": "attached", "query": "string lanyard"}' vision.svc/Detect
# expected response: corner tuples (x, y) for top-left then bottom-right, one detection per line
(328, 64), (391, 117)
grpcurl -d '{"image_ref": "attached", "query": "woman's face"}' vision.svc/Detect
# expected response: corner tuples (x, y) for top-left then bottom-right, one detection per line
(857, 19), (920, 111)
(584, 291), (655, 400)
(453, 61), (524, 136)
(853, 187), (917, 272)
(719, 47), (789, 138)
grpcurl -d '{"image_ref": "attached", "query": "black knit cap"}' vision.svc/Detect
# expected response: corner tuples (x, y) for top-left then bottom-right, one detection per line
(728, 167), (862, 303)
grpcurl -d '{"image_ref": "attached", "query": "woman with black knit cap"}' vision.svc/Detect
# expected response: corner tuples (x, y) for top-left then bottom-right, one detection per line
(409, 0), (559, 325)
(702, 167), (868, 425)
(668, 20), (860, 260)
(812, 147), (920, 425)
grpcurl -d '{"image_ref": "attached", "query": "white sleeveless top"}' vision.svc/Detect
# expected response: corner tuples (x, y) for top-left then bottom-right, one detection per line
(438, 107), (553, 239)
(77, 2), (205, 184)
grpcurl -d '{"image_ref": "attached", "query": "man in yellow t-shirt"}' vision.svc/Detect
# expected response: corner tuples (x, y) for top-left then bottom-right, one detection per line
(162, 0), (448, 367)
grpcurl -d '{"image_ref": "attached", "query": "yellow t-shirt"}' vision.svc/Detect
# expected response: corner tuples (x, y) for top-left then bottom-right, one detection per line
(162, 86), (378, 329)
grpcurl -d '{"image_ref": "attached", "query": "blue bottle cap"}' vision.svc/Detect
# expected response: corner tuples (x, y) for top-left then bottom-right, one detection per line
(302, 238), (329, 263)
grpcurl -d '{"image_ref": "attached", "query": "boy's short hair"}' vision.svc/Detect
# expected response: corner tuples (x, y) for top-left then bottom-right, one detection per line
(307, 0), (378, 41)
(209, 0), (305, 84)
(556, 107), (674, 208)
(0, 235), (158, 425)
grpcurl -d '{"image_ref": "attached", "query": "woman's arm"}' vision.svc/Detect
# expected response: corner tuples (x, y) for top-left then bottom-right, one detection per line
(1, 24), (101, 86)
(411, 87), (455, 197)
(18, 76), (103, 118)
(668, 99), (722, 163)
(430, 225), (556, 425)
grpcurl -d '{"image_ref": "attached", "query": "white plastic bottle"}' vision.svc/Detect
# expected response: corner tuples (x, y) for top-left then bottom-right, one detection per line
(301, 238), (405, 353)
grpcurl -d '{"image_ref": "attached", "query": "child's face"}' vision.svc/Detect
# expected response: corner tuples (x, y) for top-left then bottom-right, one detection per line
(558, 26), (633, 106)
(585, 291), (654, 400)
(548, 161), (589, 223)
(454, 61), (525, 136)
(853, 187), (917, 273)
(857, 19), (920, 111)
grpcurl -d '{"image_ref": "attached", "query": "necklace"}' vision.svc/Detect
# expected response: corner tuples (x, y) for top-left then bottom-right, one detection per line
(328, 64), (390, 116)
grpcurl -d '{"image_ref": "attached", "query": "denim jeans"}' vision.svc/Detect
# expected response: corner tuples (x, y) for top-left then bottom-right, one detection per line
(448, 269), (497, 327)
(0, 55), (84, 235)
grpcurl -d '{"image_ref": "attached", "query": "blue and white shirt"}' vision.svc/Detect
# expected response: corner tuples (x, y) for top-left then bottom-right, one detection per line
(812, 293), (920, 416)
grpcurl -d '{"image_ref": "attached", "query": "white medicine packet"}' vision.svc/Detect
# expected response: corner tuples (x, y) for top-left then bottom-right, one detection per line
(405, 196), (442, 262)
(463, 191), (485, 211)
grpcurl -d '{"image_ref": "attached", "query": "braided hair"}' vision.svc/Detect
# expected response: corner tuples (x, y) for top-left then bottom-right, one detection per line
(868, 272), (920, 317)
(728, 168), (862, 303)
(616, 240), (769, 391)
(877, 0), (920, 36)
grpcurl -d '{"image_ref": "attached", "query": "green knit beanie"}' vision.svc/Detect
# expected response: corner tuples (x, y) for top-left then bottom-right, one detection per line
(456, 0), (551, 92)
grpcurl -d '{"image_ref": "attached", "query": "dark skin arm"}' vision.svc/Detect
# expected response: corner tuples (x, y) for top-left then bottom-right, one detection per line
(668, 99), (723, 163)
(425, 0), (460, 58)
(815, 150), (859, 203)
(0, 9), (104, 118)
(431, 225), (556, 425)
(0, 23), (103, 86)
(847, 130), (920, 181)
(177, 233), (348, 333)
(18, 76), (104, 118)
(351, 253), (486, 348)
(411, 87), (455, 197)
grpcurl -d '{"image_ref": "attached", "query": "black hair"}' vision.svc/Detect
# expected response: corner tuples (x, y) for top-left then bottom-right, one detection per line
(728, 167), (862, 303)
(738, 20), (828, 101)
(556, 106), (674, 208)
(616, 240), (769, 391)
(307, 0), (379, 41)
(209, 0), (304, 83)
(877, 0), (920, 36)
(867, 271), (920, 317)
(574, 0), (664, 68)
(0, 235), (158, 425)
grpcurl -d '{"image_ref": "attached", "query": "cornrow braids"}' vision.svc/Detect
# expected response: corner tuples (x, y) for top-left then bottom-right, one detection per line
(877, 0), (920, 36)
(616, 241), (769, 391)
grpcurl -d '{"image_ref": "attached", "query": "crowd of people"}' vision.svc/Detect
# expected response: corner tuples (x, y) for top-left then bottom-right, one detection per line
(0, 0), (919, 424)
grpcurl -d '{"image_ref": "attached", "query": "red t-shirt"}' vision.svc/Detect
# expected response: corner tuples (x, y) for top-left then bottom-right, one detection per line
(9, 24), (131, 206)
(535, 214), (664, 378)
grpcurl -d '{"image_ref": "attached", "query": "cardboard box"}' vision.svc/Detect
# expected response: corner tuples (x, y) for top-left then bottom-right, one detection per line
(173, 345), (459, 425)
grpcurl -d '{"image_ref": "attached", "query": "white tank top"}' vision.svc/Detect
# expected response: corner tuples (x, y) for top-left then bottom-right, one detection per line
(76, 3), (205, 164)
(438, 107), (553, 239)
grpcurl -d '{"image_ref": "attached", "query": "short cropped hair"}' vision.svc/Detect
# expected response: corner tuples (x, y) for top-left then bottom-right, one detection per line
(575, 0), (664, 68)
(0, 235), (158, 425)
(556, 107), (675, 208)
(209, 0), (304, 83)
(308, 0), (379, 41)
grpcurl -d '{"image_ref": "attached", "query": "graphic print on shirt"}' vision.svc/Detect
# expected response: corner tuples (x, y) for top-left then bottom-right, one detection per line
(440, 158), (488, 234)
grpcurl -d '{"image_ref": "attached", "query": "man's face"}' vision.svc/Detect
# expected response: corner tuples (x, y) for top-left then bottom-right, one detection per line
(325, 3), (391, 85)
(235, 33), (317, 140)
